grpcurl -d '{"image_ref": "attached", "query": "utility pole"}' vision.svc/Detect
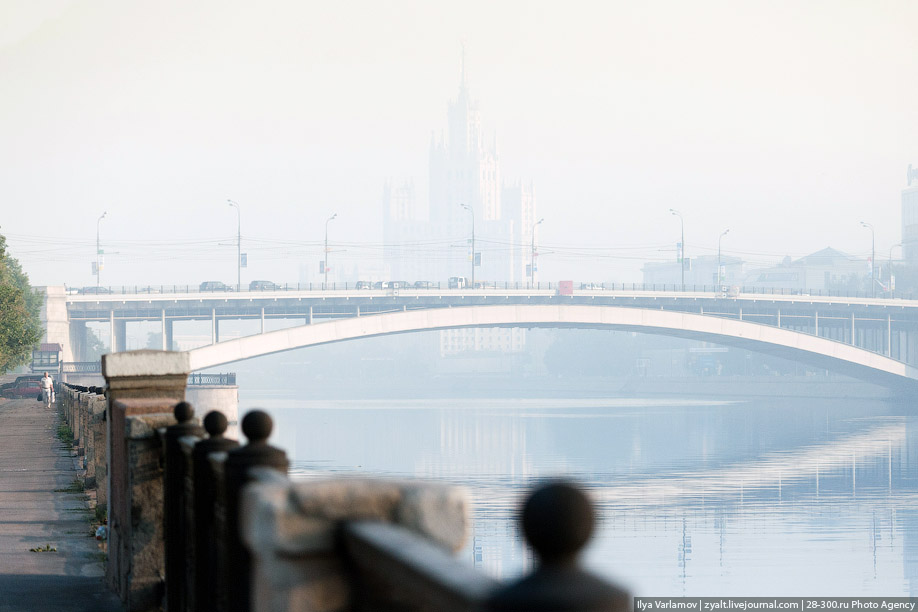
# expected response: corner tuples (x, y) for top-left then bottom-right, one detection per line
(718, 228), (730, 287)
(860, 221), (875, 298)
(460, 203), (475, 286)
(228, 200), (241, 291)
(96, 211), (107, 288)
(325, 213), (337, 289)
(669, 209), (684, 290)
(530, 218), (544, 287)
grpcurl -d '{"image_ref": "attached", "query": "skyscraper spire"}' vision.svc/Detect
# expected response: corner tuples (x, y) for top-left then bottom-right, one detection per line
(459, 41), (467, 92)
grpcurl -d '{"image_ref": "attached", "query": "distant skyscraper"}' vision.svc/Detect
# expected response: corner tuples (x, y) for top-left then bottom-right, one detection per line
(902, 164), (918, 264)
(382, 56), (535, 354)
(384, 56), (535, 284)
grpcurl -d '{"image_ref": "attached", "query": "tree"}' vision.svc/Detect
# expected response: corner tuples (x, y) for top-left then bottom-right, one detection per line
(0, 234), (42, 373)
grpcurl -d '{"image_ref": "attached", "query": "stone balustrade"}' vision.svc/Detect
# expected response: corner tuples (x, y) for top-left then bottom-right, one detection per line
(53, 350), (629, 612)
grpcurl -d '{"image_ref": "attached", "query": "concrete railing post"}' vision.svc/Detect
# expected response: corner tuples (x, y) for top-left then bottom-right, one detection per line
(163, 402), (203, 612)
(223, 411), (289, 612)
(192, 411), (239, 612)
(103, 350), (191, 612)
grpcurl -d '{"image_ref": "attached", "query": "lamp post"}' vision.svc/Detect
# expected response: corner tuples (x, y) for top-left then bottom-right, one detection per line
(889, 242), (901, 296)
(860, 221), (875, 298)
(96, 211), (107, 288)
(530, 217), (544, 287)
(227, 200), (241, 291)
(717, 229), (730, 286)
(669, 209), (684, 290)
(324, 213), (337, 289)
(460, 203), (475, 286)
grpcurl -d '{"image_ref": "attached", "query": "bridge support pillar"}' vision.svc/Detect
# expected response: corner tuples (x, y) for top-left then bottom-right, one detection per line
(70, 320), (88, 361)
(814, 311), (818, 337)
(851, 313), (856, 346)
(887, 315), (892, 357)
(163, 314), (174, 351)
(212, 308), (217, 344)
(308, 306), (313, 325)
(261, 307), (265, 333)
(112, 317), (127, 353)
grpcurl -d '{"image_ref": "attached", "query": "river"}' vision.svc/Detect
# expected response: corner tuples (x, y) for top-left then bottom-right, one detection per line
(239, 392), (918, 596)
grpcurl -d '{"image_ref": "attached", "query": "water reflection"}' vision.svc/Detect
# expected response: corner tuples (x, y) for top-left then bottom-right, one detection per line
(246, 395), (918, 595)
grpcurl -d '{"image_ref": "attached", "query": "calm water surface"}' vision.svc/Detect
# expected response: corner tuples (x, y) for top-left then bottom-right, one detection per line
(241, 394), (918, 596)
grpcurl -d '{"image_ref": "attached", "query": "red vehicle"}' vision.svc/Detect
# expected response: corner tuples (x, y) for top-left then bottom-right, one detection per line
(1, 379), (42, 400)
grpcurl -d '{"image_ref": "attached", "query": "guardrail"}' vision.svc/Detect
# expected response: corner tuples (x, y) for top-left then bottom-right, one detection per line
(61, 361), (102, 373)
(187, 372), (236, 386)
(64, 281), (916, 300)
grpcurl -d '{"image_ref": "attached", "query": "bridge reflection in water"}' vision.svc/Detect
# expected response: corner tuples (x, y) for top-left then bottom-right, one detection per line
(267, 396), (918, 595)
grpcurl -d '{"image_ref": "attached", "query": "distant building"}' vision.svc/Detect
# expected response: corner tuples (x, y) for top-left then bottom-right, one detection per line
(383, 58), (536, 285)
(902, 164), (918, 264)
(382, 56), (535, 356)
(642, 255), (744, 287)
(744, 247), (866, 292)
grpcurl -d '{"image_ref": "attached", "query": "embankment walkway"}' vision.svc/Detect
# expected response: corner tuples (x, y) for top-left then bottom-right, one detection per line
(0, 396), (120, 611)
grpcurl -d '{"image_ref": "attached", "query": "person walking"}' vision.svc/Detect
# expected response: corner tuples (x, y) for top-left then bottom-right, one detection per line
(40, 372), (54, 407)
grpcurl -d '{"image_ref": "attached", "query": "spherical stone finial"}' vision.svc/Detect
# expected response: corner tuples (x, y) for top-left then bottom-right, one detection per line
(241, 410), (273, 444)
(203, 411), (228, 437)
(521, 481), (594, 564)
(174, 401), (194, 423)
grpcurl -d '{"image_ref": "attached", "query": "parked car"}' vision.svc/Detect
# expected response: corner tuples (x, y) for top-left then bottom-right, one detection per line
(79, 286), (113, 295)
(413, 281), (436, 289)
(448, 276), (469, 289)
(200, 281), (232, 292)
(249, 280), (279, 291)
(355, 281), (373, 290)
(1, 379), (42, 400)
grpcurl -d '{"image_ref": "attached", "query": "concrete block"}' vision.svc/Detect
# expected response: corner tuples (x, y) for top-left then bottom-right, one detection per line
(103, 350), (191, 378)
(240, 476), (469, 612)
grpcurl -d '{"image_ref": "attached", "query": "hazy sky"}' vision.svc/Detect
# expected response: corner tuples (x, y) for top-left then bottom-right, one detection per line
(2, 0), (916, 287)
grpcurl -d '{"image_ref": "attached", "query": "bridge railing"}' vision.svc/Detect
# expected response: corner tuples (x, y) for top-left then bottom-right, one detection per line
(187, 372), (236, 386)
(65, 281), (915, 300)
(62, 361), (102, 373)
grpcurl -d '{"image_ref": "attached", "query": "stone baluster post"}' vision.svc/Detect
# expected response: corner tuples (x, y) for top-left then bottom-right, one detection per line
(223, 411), (289, 612)
(192, 411), (239, 612)
(485, 481), (631, 612)
(163, 401), (204, 612)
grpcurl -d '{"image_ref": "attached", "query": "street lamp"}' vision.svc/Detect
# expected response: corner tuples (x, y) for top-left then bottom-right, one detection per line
(96, 212), (107, 288)
(460, 203), (475, 286)
(860, 221), (875, 298)
(530, 218), (544, 287)
(889, 242), (902, 296)
(227, 200), (241, 291)
(669, 209), (684, 290)
(324, 213), (337, 289)
(717, 229), (730, 286)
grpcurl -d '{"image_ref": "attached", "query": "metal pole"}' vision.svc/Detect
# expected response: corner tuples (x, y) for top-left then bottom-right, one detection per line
(718, 229), (730, 287)
(96, 212), (106, 288)
(461, 203), (475, 286)
(228, 200), (241, 291)
(669, 209), (684, 291)
(325, 213), (337, 289)
(860, 221), (875, 298)
(889, 243), (901, 296)
(530, 218), (544, 286)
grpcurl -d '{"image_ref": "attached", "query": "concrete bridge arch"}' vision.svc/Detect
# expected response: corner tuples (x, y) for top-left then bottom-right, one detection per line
(187, 304), (918, 391)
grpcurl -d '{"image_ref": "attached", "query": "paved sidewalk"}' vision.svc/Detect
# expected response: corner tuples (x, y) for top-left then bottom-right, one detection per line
(0, 396), (122, 612)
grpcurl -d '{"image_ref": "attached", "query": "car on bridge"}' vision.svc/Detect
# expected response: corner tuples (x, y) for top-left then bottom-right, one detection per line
(78, 286), (113, 295)
(448, 277), (469, 289)
(200, 281), (233, 292)
(248, 280), (279, 291)
(413, 281), (437, 289)
(355, 281), (373, 290)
